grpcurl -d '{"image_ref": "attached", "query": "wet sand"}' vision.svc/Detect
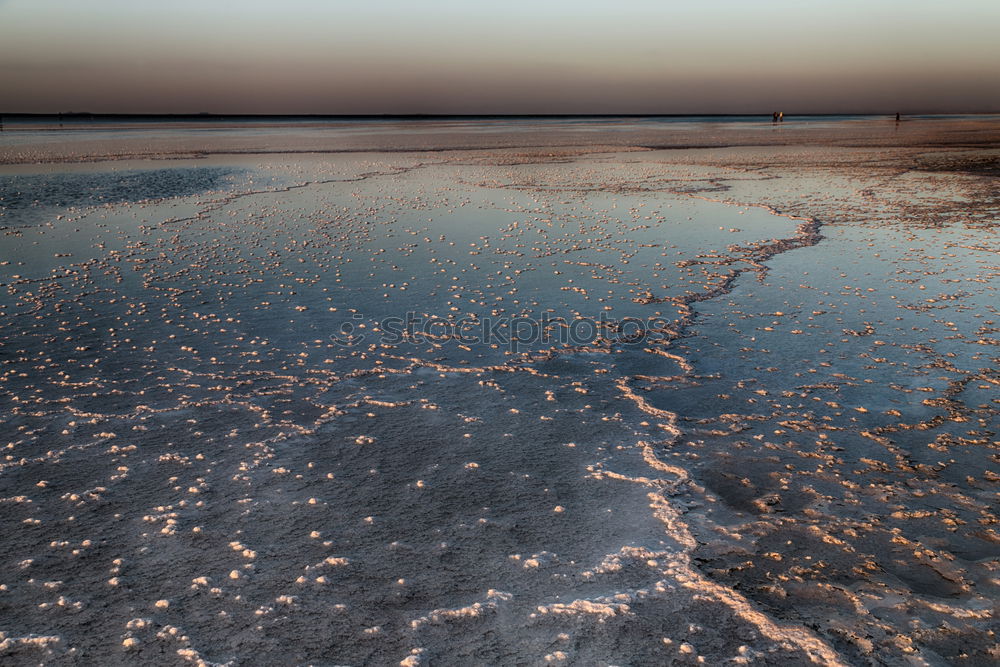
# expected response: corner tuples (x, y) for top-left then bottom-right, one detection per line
(1, 119), (998, 665)
(4, 115), (1000, 164)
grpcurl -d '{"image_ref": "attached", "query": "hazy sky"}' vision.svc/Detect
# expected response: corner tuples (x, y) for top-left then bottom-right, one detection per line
(2, 0), (998, 114)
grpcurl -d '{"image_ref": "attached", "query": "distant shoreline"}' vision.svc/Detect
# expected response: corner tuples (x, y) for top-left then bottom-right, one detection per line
(3, 112), (999, 122)
(3, 115), (999, 167)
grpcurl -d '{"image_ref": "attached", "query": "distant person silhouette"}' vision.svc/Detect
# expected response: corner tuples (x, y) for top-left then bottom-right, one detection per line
(896, 112), (901, 122)
(778, 111), (784, 122)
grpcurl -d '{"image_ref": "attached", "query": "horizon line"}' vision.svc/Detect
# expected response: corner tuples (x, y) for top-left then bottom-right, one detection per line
(3, 111), (999, 120)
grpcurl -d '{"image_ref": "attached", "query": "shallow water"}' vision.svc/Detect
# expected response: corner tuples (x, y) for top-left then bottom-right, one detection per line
(0, 132), (998, 665)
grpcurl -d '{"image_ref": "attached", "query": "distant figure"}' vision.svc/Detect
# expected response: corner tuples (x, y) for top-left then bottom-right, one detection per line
(896, 112), (901, 122)
(772, 111), (778, 123)
(778, 111), (784, 122)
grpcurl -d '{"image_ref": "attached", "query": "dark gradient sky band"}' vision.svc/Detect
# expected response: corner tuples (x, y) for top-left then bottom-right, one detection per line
(2, 0), (999, 114)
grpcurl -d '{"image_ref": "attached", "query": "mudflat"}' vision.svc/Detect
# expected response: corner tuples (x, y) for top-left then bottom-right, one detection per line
(1, 117), (998, 665)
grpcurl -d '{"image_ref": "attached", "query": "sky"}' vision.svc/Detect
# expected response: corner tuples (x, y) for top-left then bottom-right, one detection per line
(1, 0), (999, 114)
